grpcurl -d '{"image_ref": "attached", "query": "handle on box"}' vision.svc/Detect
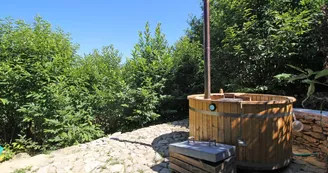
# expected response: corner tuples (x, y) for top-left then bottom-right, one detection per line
(208, 139), (216, 146)
(188, 136), (195, 144)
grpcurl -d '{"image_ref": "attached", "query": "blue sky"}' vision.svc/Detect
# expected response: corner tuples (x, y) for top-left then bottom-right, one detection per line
(0, 0), (202, 59)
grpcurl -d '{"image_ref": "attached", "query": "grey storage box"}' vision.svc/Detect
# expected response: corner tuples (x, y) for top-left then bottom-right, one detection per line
(169, 140), (237, 173)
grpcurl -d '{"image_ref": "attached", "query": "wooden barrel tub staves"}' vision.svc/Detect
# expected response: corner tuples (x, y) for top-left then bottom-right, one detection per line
(188, 93), (296, 170)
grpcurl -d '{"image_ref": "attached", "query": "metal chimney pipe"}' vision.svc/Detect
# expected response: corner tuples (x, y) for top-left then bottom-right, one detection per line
(204, 0), (211, 99)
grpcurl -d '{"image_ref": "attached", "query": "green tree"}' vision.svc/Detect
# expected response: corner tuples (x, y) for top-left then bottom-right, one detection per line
(168, 36), (204, 113)
(0, 16), (103, 150)
(187, 0), (327, 96)
(0, 16), (77, 144)
(122, 22), (174, 127)
(70, 45), (125, 133)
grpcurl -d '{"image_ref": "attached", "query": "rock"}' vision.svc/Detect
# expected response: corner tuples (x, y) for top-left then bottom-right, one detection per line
(158, 140), (168, 145)
(125, 166), (134, 173)
(144, 152), (155, 161)
(303, 124), (312, 131)
(303, 157), (326, 169)
(293, 159), (307, 165)
(173, 134), (181, 139)
(304, 132), (326, 140)
(111, 132), (122, 137)
(71, 160), (85, 173)
(289, 162), (302, 172)
(166, 138), (174, 143)
(155, 153), (163, 162)
(13, 153), (31, 160)
(302, 142), (319, 148)
(47, 165), (57, 173)
(300, 119), (312, 124)
(134, 165), (149, 172)
(84, 160), (102, 172)
(321, 140), (328, 146)
(79, 144), (88, 149)
(151, 165), (163, 172)
(30, 166), (39, 172)
(159, 162), (169, 168)
(164, 150), (169, 157)
(159, 168), (171, 173)
(110, 164), (124, 173)
(303, 135), (317, 143)
(318, 144), (328, 153)
(36, 167), (49, 173)
(312, 125), (323, 133)
(294, 131), (303, 137)
(322, 116), (328, 124)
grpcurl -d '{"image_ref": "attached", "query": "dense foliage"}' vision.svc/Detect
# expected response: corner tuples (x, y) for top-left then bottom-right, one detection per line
(1, 0), (328, 155)
(188, 0), (328, 96)
(0, 17), (202, 153)
(0, 16), (103, 150)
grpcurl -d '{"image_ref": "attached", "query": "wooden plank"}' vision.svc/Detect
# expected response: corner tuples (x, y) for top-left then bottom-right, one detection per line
(202, 101), (207, 141)
(206, 101), (212, 141)
(193, 99), (198, 140)
(170, 152), (236, 173)
(198, 100), (203, 141)
(243, 105), (252, 163)
(230, 102), (239, 146)
(218, 163), (236, 173)
(265, 104), (274, 164)
(170, 152), (215, 172)
(212, 103), (218, 143)
(271, 104), (279, 163)
(170, 157), (209, 173)
(278, 104), (286, 162)
(239, 104), (246, 162)
(170, 163), (193, 173)
(287, 104), (293, 158)
(223, 102), (231, 144)
(218, 102), (225, 143)
(259, 104), (267, 164)
(252, 105), (260, 163)
(266, 104), (273, 163)
(189, 99), (195, 138)
(196, 100), (201, 140)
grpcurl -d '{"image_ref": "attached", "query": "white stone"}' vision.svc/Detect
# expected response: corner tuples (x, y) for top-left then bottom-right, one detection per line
(12, 153), (31, 160)
(154, 153), (163, 162)
(110, 164), (124, 173)
(47, 165), (57, 173)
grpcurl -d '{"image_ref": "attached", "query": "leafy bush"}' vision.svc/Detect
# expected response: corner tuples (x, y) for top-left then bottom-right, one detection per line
(167, 36), (204, 114)
(0, 16), (102, 151)
(122, 22), (174, 125)
(70, 46), (124, 133)
(0, 145), (15, 162)
(1, 0), (328, 154)
(187, 0), (327, 94)
(275, 65), (328, 110)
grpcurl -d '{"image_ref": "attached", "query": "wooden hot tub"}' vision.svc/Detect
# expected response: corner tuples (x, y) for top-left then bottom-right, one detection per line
(188, 93), (296, 170)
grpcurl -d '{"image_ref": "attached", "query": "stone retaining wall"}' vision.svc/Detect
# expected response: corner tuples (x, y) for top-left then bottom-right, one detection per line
(293, 108), (328, 158)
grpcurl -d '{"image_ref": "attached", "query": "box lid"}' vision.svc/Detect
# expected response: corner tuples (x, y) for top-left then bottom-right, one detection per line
(169, 141), (235, 163)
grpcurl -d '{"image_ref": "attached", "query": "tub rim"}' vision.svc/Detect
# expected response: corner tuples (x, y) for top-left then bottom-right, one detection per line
(187, 93), (296, 105)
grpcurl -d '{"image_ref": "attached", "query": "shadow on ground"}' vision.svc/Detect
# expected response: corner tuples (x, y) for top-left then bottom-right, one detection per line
(111, 129), (189, 173)
(150, 131), (189, 172)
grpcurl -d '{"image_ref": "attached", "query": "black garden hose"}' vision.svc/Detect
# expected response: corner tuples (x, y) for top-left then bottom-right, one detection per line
(293, 152), (319, 157)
